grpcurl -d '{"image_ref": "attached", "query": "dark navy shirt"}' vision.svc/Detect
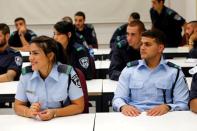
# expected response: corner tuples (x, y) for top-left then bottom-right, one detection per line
(66, 42), (95, 80)
(109, 37), (141, 81)
(150, 6), (185, 47)
(74, 24), (98, 48)
(9, 29), (37, 47)
(110, 23), (128, 48)
(190, 74), (197, 101)
(0, 47), (22, 80)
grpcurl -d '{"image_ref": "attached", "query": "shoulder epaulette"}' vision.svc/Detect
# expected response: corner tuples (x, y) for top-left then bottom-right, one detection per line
(118, 23), (127, 31)
(8, 47), (20, 53)
(73, 42), (85, 52)
(116, 39), (127, 49)
(166, 8), (173, 15)
(21, 66), (33, 75)
(167, 61), (180, 69)
(86, 24), (94, 29)
(76, 32), (84, 40)
(57, 64), (73, 75)
(127, 60), (139, 68)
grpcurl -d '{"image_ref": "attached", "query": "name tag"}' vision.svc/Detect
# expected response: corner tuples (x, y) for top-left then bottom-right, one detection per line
(26, 90), (35, 95)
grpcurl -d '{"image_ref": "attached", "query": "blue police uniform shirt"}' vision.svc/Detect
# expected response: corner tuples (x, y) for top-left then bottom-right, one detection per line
(15, 63), (83, 110)
(0, 47), (22, 80)
(113, 58), (189, 112)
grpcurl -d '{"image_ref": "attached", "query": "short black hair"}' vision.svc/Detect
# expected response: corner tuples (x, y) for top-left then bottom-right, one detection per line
(128, 20), (146, 33)
(75, 11), (86, 20)
(62, 16), (73, 24)
(142, 29), (166, 46)
(31, 35), (66, 63)
(54, 21), (74, 35)
(14, 17), (26, 23)
(130, 12), (140, 20)
(0, 23), (10, 35)
(157, 0), (165, 3)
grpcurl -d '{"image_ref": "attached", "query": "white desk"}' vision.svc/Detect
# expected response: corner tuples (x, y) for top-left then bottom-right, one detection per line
(95, 112), (197, 131)
(0, 113), (95, 131)
(86, 79), (103, 96)
(20, 51), (29, 57)
(95, 60), (102, 69)
(102, 79), (117, 93)
(22, 62), (31, 68)
(167, 58), (197, 68)
(94, 49), (110, 55)
(164, 47), (189, 53)
(0, 81), (18, 95)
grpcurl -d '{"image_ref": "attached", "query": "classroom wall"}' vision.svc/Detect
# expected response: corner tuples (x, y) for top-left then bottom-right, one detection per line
(7, 0), (197, 48)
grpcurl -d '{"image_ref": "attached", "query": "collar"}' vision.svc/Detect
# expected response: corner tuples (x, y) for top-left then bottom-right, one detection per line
(30, 64), (59, 81)
(137, 57), (167, 70)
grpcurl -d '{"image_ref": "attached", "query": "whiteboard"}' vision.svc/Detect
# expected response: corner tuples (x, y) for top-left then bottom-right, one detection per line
(0, 0), (169, 25)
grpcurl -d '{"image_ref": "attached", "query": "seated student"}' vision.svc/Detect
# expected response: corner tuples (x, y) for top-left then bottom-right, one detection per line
(62, 16), (94, 58)
(0, 23), (22, 82)
(109, 20), (145, 81)
(190, 72), (197, 113)
(74, 11), (98, 49)
(113, 29), (189, 116)
(53, 21), (95, 80)
(9, 17), (37, 51)
(14, 36), (84, 121)
(110, 12), (140, 48)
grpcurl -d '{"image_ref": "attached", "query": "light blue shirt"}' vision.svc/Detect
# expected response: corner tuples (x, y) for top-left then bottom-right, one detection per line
(113, 58), (189, 112)
(15, 63), (83, 110)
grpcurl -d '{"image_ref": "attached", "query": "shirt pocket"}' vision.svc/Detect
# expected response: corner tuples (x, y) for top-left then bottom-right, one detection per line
(49, 90), (69, 103)
(155, 82), (171, 99)
(25, 90), (39, 103)
(129, 80), (144, 100)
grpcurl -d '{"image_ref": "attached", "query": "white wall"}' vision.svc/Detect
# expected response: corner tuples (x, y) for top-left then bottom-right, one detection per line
(8, 0), (197, 48)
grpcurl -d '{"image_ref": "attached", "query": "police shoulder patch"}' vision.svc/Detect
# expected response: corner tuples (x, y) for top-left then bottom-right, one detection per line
(86, 24), (93, 29)
(15, 56), (23, 66)
(71, 74), (81, 88)
(73, 43), (85, 52)
(167, 61), (180, 69)
(127, 60), (139, 68)
(21, 66), (33, 75)
(79, 57), (89, 69)
(116, 39), (127, 49)
(57, 64), (73, 75)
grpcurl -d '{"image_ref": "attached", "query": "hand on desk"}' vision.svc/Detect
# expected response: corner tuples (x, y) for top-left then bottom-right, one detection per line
(27, 102), (41, 118)
(37, 109), (56, 121)
(146, 104), (170, 116)
(29, 103), (56, 121)
(121, 105), (141, 117)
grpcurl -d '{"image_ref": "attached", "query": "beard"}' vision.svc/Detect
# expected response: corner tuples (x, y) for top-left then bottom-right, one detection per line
(0, 38), (7, 48)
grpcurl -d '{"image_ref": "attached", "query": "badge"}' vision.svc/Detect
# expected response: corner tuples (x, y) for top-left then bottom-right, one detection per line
(71, 74), (81, 88)
(174, 14), (181, 21)
(79, 57), (89, 69)
(15, 56), (22, 66)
